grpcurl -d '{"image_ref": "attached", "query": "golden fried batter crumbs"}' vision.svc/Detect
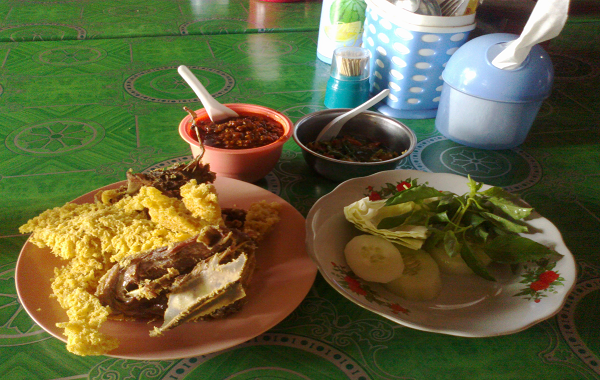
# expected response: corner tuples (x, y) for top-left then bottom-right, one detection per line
(120, 186), (204, 236)
(180, 180), (222, 225)
(20, 202), (144, 261)
(55, 288), (119, 356)
(18, 181), (223, 356)
(244, 201), (281, 242)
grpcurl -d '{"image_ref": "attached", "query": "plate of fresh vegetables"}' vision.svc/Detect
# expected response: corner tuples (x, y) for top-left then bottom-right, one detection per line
(305, 170), (576, 337)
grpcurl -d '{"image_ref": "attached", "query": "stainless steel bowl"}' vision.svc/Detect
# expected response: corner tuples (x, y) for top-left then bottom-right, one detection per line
(293, 109), (417, 182)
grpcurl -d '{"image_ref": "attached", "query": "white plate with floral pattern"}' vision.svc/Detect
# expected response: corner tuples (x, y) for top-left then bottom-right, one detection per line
(305, 170), (577, 337)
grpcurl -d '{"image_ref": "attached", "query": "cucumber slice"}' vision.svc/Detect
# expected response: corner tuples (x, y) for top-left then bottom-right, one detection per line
(344, 235), (404, 283)
(427, 243), (491, 275)
(384, 246), (442, 301)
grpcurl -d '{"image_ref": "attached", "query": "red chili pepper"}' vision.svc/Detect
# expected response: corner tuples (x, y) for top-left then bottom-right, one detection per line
(396, 181), (411, 192)
(345, 136), (362, 146)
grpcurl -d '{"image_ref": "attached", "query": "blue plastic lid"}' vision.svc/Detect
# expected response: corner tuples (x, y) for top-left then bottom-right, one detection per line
(442, 33), (554, 103)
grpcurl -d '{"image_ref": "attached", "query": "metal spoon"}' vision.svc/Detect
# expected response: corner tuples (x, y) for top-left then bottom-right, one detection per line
(316, 89), (390, 142)
(177, 65), (239, 123)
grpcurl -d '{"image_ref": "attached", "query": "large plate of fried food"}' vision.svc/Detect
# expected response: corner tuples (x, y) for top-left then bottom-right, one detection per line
(16, 158), (317, 360)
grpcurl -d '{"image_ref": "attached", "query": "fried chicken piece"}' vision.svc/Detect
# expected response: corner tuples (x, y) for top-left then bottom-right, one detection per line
(95, 227), (255, 320)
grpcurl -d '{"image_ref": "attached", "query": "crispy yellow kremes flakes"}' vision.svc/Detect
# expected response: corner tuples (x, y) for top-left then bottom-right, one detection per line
(118, 182), (222, 242)
(180, 180), (222, 225)
(18, 181), (222, 356)
(244, 201), (281, 242)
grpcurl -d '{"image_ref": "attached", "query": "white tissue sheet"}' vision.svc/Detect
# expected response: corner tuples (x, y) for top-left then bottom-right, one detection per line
(492, 0), (569, 70)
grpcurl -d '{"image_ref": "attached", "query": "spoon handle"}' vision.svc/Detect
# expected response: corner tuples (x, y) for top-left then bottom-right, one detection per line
(178, 65), (239, 122)
(316, 89), (390, 142)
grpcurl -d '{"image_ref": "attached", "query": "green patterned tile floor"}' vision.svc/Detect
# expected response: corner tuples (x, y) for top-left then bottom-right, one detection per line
(0, 0), (322, 41)
(0, 12), (600, 380)
(0, 32), (327, 238)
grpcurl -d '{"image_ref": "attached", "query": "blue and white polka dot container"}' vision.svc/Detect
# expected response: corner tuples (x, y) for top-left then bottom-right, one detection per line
(363, 0), (476, 119)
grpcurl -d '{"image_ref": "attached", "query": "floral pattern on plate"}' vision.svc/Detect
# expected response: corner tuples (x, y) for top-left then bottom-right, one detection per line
(331, 261), (410, 315)
(515, 261), (565, 303)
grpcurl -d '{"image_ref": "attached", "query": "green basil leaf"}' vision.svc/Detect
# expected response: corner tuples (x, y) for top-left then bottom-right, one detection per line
(430, 211), (451, 224)
(403, 210), (431, 226)
(443, 231), (461, 257)
(377, 213), (410, 229)
(462, 211), (487, 228)
(481, 212), (529, 233)
(483, 235), (563, 264)
(486, 196), (533, 220)
(377, 210), (430, 229)
(386, 185), (444, 206)
(437, 193), (458, 208)
(461, 243), (496, 281)
(481, 186), (518, 200)
(467, 176), (483, 196)
(471, 224), (490, 243)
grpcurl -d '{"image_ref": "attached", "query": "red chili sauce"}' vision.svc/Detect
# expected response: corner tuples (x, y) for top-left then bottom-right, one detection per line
(191, 113), (284, 149)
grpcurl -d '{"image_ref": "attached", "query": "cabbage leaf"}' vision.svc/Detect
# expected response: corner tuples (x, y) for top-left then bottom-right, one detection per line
(343, 197), (429, 250)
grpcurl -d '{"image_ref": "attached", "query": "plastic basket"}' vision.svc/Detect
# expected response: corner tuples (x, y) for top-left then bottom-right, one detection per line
(363, 0), (476, 119)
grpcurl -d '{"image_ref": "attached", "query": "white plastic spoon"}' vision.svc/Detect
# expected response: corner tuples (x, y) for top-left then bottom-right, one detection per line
(177, 65), (239, 122)
(316, 89), (390, 142)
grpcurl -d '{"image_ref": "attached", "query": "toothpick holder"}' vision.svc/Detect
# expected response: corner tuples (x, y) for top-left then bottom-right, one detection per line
(324, 47), (371, 109)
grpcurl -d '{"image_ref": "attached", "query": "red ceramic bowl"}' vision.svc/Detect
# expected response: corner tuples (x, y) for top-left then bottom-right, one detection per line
(179, 104), (293, 183)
